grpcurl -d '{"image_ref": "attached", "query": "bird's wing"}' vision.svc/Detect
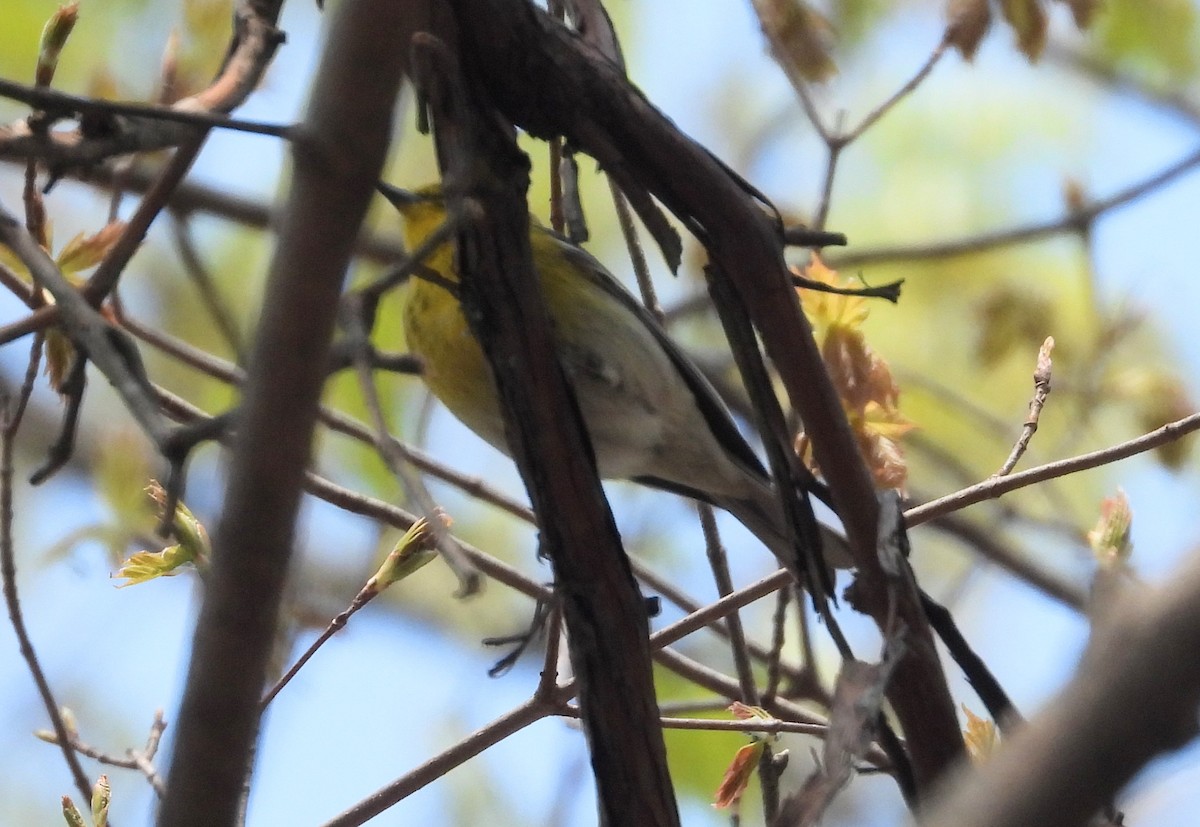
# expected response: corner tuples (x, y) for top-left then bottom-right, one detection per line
(552, 232), (771, 488)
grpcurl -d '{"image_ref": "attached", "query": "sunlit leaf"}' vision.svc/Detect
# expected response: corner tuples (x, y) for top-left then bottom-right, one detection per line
(113, 482), (210, 585)
(962, 705), (998, 761)
(799, 255), (869, 339)
(149, 481), (210, 569)
(113, 544), (195, 586)
(799, 257), (913, 489)
(713, 740), (765, 810)
(56, 222), (126, 276)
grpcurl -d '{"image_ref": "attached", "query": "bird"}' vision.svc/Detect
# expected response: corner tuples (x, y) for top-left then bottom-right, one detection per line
(379, 182), (848, 578)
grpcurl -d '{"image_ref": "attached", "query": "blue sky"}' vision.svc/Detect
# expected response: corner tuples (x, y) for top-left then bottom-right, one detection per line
(1, 2), (1200, 826)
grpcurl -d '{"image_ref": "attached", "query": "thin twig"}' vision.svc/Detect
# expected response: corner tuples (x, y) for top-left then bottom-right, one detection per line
(650, 647), (842, 739)
(536, 602), (565, 696)
(812, 112), (845, 231)
(0, 77), (293, 139)
(0, 259), (36, 305)
(133, 311), (854, 686)
(995, 337), (1054, 477)
(169, 214), (246, 361)
(0, 154), (409, 269)
(359, 198), (465, 303)
(343, 293), (479, 594)
(0, 204), (172, 450)
(697, 505), (759, 704)
(647, 714), (827, 737)
(318, 567), (855, 827)
(833, 145), (1200, 268)
(0, 345), (95, 806)
(0, 0), (287, 172)
(117, 309), (538, 525)
(320, 559), (896, 827)
(790, 73), (831, 145)
(150, 384), (553, 606)
(85, 132), (209, 305)
(158, 0), (400, 818)
(633, 560), (825, 701)
(908, 411), (1200, 526)
(919, 592), (1019, 731)
(922, 510), (1087, 611)
(261, 519), (441, 708)
(842, 36), (950, 143)
(762, 583), (791, 703)
(610, 179), (662, 318)
(39, 711), (169, 797)
(321, 694), (560, 827)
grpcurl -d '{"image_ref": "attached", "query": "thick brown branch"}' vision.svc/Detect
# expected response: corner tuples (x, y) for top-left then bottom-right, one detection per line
(410, 28), (681, 826)
(155, 0), (405, 822)
(447, 0), (964, 791)
(923, 550), (1200, 827)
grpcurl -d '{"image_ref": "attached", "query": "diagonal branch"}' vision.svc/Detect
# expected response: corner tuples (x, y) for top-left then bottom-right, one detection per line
(447, 0), (964, 791)
(409, 26), (682, 827)
(907, 411), (1200, 526)
(833, 144), (1200, 268)
(0, 0), (286, 169)
(0, 207), (171, 449)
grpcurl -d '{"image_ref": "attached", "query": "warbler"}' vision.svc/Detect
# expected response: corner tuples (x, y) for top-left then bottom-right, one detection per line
(380, 183), (847, 573)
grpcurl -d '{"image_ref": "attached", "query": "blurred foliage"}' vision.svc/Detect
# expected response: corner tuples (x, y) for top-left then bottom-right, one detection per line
(1094, 0), (1199, 83)
(0, 0), (1198, 825)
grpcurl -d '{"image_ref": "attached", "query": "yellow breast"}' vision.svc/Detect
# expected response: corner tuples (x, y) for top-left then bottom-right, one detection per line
(402, 268), (507, 448)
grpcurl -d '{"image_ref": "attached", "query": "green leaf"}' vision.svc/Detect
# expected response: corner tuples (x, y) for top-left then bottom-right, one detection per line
(90, 775), (110, 827)
(36, 3), (79, 87)
(61, 796), (86, 827)
(1094, 0), (1199, 83)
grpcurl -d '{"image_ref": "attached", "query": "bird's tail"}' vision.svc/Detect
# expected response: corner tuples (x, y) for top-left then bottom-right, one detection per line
(716, 484), (852, 590)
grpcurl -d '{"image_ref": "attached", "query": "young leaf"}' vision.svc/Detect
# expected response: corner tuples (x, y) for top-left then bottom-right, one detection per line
(1000, 0), (1048, 61)
(1087, 489), (1133, 568)
(962, 705), (998, 761)
(947, 0), (992, 60)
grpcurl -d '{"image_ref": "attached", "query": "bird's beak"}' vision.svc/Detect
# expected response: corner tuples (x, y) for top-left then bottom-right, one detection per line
(376, 181), (425, 209)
